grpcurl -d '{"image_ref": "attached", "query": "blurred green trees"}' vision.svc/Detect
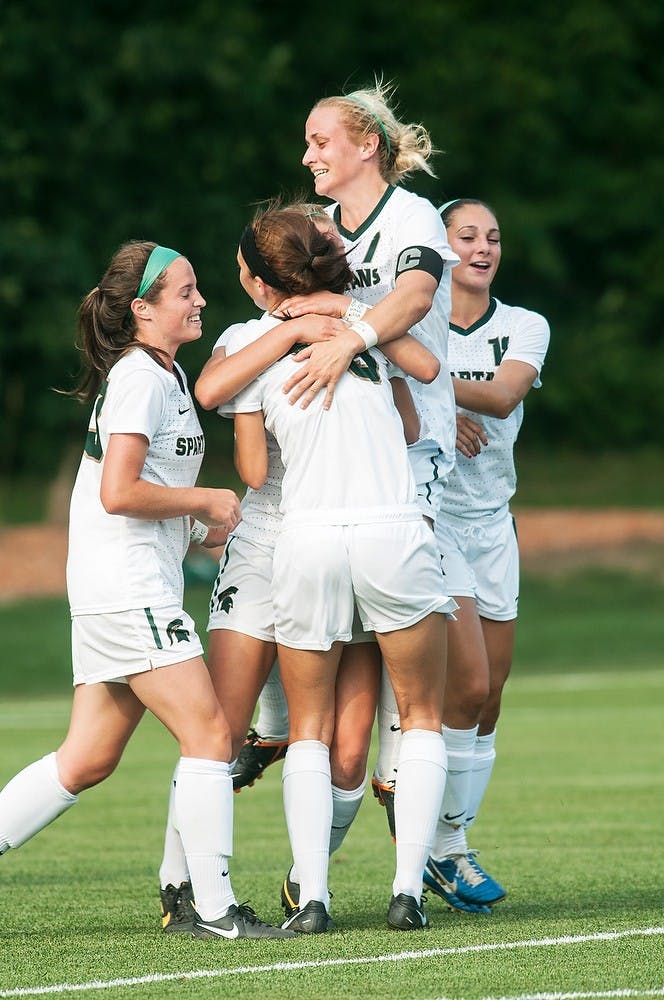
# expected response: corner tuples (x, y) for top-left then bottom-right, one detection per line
(1, 0), (662, 478)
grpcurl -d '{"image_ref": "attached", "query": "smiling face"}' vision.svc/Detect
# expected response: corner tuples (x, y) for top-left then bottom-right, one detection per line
(446, 203), (502, 294)
(136, 256), (206, 355)
(302, 104), (368, 201)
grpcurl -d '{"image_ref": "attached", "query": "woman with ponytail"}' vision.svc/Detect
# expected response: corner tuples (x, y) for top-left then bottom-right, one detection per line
(0, 240), (294, 942)
(216, 202), (455, 934)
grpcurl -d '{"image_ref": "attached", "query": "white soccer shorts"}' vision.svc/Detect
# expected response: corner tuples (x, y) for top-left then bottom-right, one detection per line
(272, 517), (457, 650)
(71, 605), (203, 685)
(434, 505), (519, 621)
(208, 534), (277, 642)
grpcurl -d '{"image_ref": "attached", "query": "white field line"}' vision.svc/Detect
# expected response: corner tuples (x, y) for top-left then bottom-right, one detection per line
(452, 992), (664, 1000)
(0, 925), (662, 998)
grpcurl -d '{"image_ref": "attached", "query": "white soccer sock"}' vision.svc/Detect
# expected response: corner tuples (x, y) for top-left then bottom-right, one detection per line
(373, 665), (401, 785)
(329, 777), (367, 855)
(0, 752), (77, 854)
(393, 729), (447, 900)
(255, 660), (289, 740)
(431, 725), (478, 859)
(174, 757), (235, 921)
(282, 741), (331, 910)
(465, 730), (497, 830)
(158, 762), (189, 889)
(291, 777), (366, 885)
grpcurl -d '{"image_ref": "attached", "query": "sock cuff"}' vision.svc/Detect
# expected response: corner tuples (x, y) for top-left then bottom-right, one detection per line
(44, 753), (78, 803)
(475, 730), (497, 758)
(283, 740), (330, 780)
(178, 757), (231, 778)
(442, 724), (479, 751)
(331, 775), (367, 801)
(399, 728), (447, 768)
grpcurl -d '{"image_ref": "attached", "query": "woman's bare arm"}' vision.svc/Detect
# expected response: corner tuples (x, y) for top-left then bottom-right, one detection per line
(233, 412), (269, 489)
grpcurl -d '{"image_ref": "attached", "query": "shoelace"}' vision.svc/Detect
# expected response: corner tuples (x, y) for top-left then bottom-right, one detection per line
(454, 854), (486, 886)
(175, 896), (195, 920)
(236, 902), (263, 925)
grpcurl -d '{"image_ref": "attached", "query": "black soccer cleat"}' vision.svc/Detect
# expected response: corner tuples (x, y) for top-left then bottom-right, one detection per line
(280, 866), (300, 919)
(232, 728), (289, 791)
(387, 893), (429, 931)
(192, 902), (296, 939)
(281, 899), (332, 934)
(160, 880), (197, 933)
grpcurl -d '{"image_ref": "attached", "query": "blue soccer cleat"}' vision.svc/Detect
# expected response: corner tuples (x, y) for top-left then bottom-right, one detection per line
(423, 864), (492, 914)
(425, 852), (505, 908)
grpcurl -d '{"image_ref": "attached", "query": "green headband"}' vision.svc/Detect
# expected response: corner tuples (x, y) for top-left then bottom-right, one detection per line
(439, 199), (463, 216)
(137, 246), (181, 298)
(347, 92), (392, 157)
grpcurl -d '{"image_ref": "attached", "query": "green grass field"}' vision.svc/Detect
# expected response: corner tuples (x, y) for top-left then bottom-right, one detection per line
(1, 571), (663, 999)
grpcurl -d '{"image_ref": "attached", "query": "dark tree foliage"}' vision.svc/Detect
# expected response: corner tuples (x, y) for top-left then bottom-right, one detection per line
(1, 0), (662, 477)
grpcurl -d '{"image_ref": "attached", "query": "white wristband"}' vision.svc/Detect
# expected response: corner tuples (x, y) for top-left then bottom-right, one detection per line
(189, 519), (209, 545)
(350, 319), (378, 351)
(343, 298), (369, 324)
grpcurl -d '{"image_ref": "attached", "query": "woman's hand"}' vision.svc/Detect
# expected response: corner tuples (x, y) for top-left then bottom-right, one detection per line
(280, 313), (350, 344)
(198, 488), (242, 533)
(456, 413), (488, 458)
(282, 329), (365, 409)
(276, 291), (349, 320)
(198, 524), (233, 548)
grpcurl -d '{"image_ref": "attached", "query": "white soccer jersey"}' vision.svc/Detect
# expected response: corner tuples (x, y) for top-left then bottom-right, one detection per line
(327, 186), (460, 477)
(67, 349), (205, 614)
(215, 315), (286, 550)
(440, 298), (550, 517)
(228, 316), (418, 523)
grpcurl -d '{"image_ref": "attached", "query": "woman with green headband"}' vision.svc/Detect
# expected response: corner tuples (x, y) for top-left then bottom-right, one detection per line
(0, 240), (295, 942)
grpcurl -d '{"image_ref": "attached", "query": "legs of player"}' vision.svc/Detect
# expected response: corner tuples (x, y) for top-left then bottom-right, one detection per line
(328, 641), (380, 852)
(254, 660), (289, 741)
(283, 640), (380, 917)
(465, 616), (515, 829)
(372, 664), (400, 836)
(278, 642), (344, 933)
(427, 598), (512, 910)
(376, 612), (447, 928)
(0, 681), (145, 854)
(207, 628), (278, 761)
(131, 655), (293, 939)
(160, 629), (272, 927)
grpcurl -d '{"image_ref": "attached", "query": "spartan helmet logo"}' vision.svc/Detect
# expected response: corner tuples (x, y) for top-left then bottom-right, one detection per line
(166, 618), (191, 645)
(218, 586), (239, 613)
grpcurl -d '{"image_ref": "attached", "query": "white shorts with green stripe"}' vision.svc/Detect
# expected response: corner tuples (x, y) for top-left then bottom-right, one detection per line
(71, 605), (204, 685)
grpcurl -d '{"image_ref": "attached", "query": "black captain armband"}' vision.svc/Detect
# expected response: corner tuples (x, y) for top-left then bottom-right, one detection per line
(395, 246), (444, 283)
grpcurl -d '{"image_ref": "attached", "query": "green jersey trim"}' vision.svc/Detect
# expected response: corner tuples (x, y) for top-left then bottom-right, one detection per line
(333, 186), (396, 241)
(450, 297), (497, 337)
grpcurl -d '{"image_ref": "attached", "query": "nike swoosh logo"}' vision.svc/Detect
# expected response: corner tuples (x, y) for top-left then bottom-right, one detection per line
(178, 406), (190, 414)
(444, 811), (465, 822)
(198, 921), (239, 938)
(443, 878), (458, 894)
(389, 724), (401, 732)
